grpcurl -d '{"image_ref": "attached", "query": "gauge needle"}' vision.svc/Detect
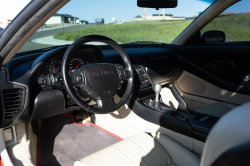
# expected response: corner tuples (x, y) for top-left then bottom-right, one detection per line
(55, 67), (60, 73)
(74, 64), (80, 72)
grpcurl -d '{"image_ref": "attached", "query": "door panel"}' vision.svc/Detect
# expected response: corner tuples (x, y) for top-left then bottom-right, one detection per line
(182, 44), (250, 104)
(177, 71), (250, 105)
(185, 45), (250, 96)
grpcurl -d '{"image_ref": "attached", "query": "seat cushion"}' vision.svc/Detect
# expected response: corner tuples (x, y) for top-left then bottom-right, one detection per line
(155, 134), (200, 166)
(74, 133), (200, 166)
(195, 102), (234, 118)
(74, 132), (172, 166)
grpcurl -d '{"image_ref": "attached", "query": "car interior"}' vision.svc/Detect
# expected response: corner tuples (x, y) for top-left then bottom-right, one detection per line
(0, 0), (250, 166)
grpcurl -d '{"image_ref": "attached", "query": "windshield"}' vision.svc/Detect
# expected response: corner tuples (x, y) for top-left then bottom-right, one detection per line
(2, 0), (214, 53)
(0, 0), (31, 32)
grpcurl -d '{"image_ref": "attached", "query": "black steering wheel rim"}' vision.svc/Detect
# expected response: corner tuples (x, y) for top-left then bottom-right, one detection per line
(62, 35), (134, 114)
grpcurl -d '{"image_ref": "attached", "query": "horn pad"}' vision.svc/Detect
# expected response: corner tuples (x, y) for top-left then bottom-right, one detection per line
(80, 63), (120, 100)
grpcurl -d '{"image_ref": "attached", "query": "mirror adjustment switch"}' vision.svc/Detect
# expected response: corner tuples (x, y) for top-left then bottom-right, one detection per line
(3, 128), (13, 142)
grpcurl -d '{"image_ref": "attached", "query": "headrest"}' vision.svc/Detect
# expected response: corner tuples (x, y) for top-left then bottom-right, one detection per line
(201, 102), (250, 166)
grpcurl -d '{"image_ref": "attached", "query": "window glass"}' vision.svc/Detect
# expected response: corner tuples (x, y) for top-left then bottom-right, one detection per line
(201, 0), (250, 42)
(0, 0), (31, 33)
(15, 0), (214, 54)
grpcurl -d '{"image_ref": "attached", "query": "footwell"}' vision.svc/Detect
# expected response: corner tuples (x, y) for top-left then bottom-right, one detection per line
(37, 114), (122, 166)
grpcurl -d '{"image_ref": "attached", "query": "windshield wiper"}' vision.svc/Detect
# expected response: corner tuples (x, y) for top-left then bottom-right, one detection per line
(125, 41), (166, 45)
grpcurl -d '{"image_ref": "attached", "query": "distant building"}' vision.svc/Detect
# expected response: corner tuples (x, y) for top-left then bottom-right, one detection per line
(80, 20), (89, 24)
(45, 13), (79, 25)
(95, 18), (104, 25)
(0, 19), (12, 28)
(133, 13), (184, 21)
(134, 15), (143, 19)
(152, 14), (173, 18)
(70, 16), (79, 24)
(133, 8), (184, 21)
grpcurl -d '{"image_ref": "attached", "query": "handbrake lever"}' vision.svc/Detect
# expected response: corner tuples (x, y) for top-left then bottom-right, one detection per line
(169, 85), (190, 114)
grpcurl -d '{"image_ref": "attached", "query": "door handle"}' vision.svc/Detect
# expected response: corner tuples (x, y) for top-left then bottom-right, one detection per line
(230, 60), (249, 83)
(210, 60), (237, 79)
(210, 60), (249, 83)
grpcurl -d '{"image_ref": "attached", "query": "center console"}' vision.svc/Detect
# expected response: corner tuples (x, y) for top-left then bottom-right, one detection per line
(138, 86), (219, 142)
(124, 67), (219, 143)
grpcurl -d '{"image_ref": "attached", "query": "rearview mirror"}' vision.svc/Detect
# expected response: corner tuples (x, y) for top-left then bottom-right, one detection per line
(200, 30), (225, 43)
(137, 0), (178, 8)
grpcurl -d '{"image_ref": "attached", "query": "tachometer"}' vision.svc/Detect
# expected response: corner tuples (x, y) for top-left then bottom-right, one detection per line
(69, 57), (85, 75)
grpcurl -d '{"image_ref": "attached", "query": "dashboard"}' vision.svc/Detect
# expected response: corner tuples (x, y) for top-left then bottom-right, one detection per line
(1, 45), (183, 128)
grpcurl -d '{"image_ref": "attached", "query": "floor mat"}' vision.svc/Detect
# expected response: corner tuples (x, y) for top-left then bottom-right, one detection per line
(37, 114), (123, 166)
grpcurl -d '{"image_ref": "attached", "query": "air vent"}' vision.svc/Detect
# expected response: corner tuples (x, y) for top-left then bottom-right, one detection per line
(2, 88), (25, 119)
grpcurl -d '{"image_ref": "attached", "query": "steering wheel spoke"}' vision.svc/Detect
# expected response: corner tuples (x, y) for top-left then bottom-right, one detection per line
(69, 70), (85, 88)
(96, 97), (116, 110)
(117, 66), (133, 80)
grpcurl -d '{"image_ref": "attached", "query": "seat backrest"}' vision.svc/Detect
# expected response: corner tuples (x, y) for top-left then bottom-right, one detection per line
(201, 102), (250, 166)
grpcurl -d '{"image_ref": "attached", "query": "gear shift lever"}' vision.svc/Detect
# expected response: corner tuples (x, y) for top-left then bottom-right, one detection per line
(154, 83), (162, 102)
(154, 83), (162, 109)
(143, 83), (174, 112)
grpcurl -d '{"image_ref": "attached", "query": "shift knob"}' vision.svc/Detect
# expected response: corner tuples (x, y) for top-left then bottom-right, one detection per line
(154, 83), (162, 101)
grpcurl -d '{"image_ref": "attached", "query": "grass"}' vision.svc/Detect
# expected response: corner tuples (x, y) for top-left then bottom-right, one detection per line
(54, 13), (250, 44)
(201, 13), (250, 42)
(54, 20), (193, 44)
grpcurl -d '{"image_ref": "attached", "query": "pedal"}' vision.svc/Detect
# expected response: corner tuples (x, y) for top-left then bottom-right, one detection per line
(79, 109), (88, 119)
(71, 110), (84, 124)
(90, 113), (96, 124)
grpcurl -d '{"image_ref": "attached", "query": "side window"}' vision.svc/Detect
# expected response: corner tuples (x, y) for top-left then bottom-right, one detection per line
(201, 0), (250, 43)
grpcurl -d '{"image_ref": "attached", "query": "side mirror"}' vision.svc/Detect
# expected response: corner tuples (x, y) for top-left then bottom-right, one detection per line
(200, 30), (225, 43)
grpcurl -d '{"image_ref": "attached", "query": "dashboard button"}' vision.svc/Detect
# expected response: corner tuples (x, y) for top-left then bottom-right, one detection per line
(77, 75), (83, 82)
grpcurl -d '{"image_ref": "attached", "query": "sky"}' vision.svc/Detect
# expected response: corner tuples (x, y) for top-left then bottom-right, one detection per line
(58, 0), (212, 23)
(225, 0), (250, 13)
(0, 0), (31, 22)
(0, 0), (249, 24)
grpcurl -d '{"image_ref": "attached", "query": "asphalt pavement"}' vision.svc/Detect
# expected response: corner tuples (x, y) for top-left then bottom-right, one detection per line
(18, 24), (96, 53)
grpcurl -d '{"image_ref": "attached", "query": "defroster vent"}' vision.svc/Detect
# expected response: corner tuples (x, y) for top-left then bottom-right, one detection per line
(2, 88), (25, 119)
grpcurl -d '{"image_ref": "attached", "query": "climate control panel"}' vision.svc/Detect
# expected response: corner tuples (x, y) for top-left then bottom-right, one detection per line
(133, 65), (152, 90)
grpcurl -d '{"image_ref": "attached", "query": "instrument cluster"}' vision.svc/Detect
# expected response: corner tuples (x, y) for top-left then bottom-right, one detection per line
(36, 46), (105, 90)
(38, 54), (97, 78)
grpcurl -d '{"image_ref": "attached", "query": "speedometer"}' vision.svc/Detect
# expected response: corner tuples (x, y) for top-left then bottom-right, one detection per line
(69, 57), (85, 75)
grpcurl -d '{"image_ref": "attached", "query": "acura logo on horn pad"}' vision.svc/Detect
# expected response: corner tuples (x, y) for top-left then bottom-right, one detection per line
(94, 70), (115, 76)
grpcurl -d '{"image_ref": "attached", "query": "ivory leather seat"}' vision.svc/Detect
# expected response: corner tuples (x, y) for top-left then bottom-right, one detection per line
(74, 132), (200, 166)
(74, 102), (250, 166)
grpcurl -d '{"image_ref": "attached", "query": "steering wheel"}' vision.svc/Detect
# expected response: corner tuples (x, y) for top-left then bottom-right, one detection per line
(62, 35), (134, 114)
